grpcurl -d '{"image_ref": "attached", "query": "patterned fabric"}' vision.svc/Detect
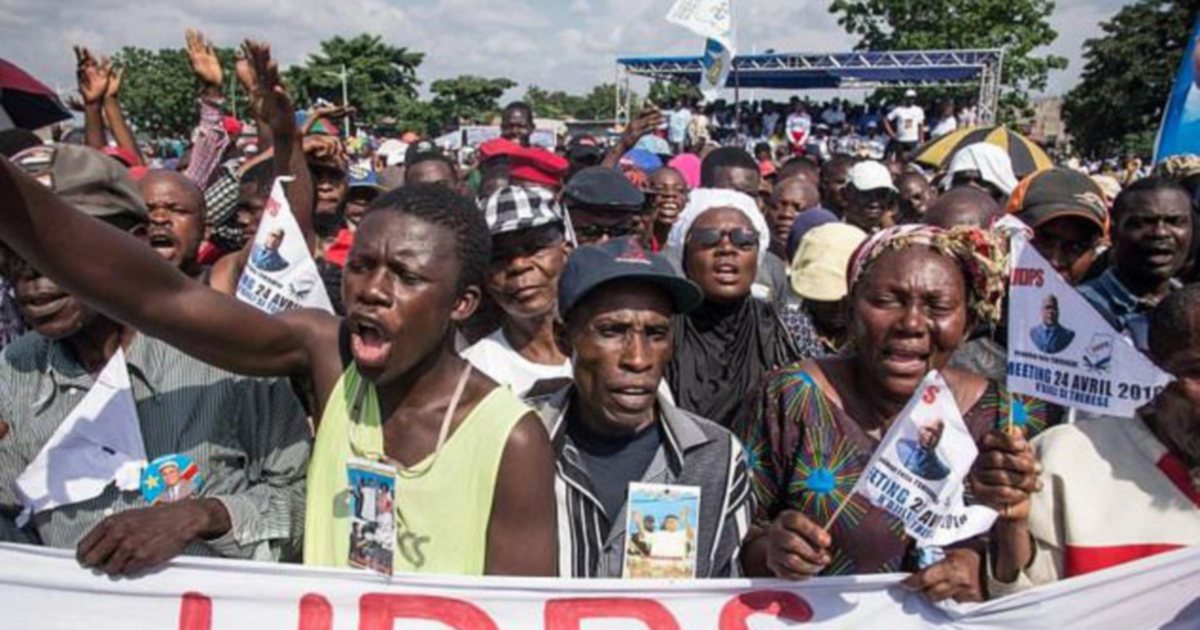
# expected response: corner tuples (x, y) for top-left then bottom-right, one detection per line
(778, 298), (837, 361)
(847, 225), (1008, 327)
(204, 163), (241, 228)
(183, 99), (231, 191)
(0, 279), (25, 352)
(733, 366), (1052, 576)
(482, 185), (572, 241)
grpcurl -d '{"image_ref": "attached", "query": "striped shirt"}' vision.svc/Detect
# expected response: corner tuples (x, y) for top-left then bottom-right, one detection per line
(0, 332), (311, 562)
(535, 387), (755, 578)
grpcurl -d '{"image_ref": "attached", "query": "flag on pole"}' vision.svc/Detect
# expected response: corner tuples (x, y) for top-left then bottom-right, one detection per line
(666, 0), (736, 99)
(847, 371), (997, 547)
(1154, 15), (1200, 162)
(1005, 231), (1172, 417)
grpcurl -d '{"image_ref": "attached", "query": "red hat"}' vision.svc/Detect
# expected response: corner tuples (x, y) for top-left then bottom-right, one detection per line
(222, 116), (244, 137)
(509, 146), (569, 188)
(102, 146), (140, 168)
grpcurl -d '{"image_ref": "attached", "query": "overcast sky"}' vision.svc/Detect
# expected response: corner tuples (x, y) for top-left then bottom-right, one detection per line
(0, 0), (1132, 102)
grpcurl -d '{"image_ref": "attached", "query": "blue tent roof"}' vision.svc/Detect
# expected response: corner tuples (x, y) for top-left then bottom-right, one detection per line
(616, 50), (1002, 90)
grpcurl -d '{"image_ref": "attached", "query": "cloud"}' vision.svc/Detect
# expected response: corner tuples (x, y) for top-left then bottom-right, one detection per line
(0, 0), (1130, 107)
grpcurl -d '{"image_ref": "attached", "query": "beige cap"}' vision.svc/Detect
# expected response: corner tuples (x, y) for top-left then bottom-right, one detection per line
(790, 223), (869, 302)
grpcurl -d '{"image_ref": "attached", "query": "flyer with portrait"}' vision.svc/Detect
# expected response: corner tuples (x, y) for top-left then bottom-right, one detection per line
(1006, 231), (1172, 418)
(623, 482), (700, 579)
(346, 457), (397, 576)
(850, 371), (997, 547)
(236, 177), (334, 315)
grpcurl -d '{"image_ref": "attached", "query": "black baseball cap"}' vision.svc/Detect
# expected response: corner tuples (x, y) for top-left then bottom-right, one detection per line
(558, 237), (703, 319)
(1011, 168), (1107, 232)
(563, 166), (645, 212)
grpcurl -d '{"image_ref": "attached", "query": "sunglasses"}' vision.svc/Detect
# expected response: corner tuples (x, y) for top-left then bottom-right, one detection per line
(575, 224), (638, 241)
(688, 227), (759, 250)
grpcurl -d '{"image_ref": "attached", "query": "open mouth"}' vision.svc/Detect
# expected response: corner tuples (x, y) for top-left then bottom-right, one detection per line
(148, 231), (178, 259)
(609, 385), (656, 410)
(349, 315), (393, 369)
(881, 346), (930, 376)
(713, 263), (741, 284)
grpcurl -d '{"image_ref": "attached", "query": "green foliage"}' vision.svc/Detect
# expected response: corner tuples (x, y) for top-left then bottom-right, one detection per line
(430, 75), (518, 126)
(646, 80), (701, 108)
(525, 83), (638, 121)
(828, 0), (1067, 120)
(110, 46), (249, 139)
(284, 34), (424, 125)
(1062, 0), (1200, 158)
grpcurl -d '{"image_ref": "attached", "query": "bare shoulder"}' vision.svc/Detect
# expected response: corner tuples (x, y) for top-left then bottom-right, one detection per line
(277, 308), (343, 402)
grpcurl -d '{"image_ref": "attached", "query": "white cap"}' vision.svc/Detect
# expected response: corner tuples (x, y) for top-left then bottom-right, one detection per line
(848, 160), (898, 192)
(377, 139), (408, 167)
(904, 88), (917, 98)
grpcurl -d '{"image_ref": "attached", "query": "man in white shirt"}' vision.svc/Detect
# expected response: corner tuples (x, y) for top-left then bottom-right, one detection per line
(821, 98), (848, 132)
(785, 100), (812, 155)
(885, 89), (926, 161)
(668, 99), (693, 153)
(762, 103), (781, 138)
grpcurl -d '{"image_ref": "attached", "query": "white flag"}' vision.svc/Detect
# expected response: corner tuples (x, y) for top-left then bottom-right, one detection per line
(1006, 231), (1172, 417)
(15, 349), (146, 523)
(851, 371), (997, 547)
(699, 38), (733, 100)
(236, 177), (334, 315)
(667, 0), (734, 49)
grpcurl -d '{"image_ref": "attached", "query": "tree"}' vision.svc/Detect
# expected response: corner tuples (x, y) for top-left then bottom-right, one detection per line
(430, 75), (517, 127)
(828, 0), (1067, 120)
(110, 46), (249, 139)
(524, 84), (633, 121)
(1062, 0), (1200, 158)
(646, 80), (701, 108)
(284, 34), (424, 125)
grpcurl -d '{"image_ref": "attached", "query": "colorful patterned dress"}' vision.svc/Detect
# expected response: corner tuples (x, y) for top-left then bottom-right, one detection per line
(734, 366), (1051, 575)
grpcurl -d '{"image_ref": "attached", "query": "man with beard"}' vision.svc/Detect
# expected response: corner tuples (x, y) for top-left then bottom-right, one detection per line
(0, 144), (310, 573)
(981, 284), (1200, 596)
(0, 146), (557, 576)
(1079, 178), (1193, 351)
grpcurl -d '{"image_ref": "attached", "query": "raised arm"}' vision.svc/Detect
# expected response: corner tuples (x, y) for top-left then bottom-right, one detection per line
(101, 61), (144, 166)
(74, 47), (109, 152)
(602, 105), (665, 169)
(0, 155), (329, 379)
(243, 41), (316, 250)
(182, 29), (232, 188)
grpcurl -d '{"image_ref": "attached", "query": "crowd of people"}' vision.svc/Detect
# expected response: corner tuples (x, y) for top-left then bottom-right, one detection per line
(0, 29), (1196, 607)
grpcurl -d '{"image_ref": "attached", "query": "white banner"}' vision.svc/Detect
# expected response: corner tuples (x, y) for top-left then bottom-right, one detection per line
(2, 543), (1198, 629)
(667, 0), (734, 50)
(1006, 232), (1172, 417)
(699, 38), (733, 100)
(236, 177), (334, 315)
(851, 371), (997, 547)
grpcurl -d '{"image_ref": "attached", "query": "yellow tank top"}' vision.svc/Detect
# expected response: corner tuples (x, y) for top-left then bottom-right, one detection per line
(304, 365), (530, 575)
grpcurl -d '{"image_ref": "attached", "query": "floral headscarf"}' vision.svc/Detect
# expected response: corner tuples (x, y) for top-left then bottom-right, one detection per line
(847, 224), (1008, 326)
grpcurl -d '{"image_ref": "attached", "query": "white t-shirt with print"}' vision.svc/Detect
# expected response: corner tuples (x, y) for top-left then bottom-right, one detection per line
(887, 105), (925, 143)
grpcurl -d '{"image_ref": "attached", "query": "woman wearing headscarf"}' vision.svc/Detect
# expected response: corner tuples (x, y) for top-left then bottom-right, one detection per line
(734, 225), (1052, 602)
(664, 188), (799, 428)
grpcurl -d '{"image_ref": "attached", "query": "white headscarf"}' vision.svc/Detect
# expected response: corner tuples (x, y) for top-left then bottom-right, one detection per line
(666, 188), (770, 271)
(945, 142), (1019, 195)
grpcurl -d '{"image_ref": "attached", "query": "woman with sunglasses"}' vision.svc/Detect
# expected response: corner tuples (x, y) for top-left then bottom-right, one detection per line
(662, 189), (799, 428)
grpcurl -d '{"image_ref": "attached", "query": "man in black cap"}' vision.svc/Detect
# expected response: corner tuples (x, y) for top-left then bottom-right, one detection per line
(563, 166), (646, 246)
(540, 236), (754, 578)
(0, 145), (309, 573)
(1011, 169), (1109, 286)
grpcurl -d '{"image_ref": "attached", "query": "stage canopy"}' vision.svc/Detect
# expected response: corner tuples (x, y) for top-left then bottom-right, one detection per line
(614, 49), (1004, 124)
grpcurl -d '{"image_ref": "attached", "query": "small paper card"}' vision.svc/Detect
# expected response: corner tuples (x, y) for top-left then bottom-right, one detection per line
(623, 482), (701, 579)
(346, 457), (397, 575)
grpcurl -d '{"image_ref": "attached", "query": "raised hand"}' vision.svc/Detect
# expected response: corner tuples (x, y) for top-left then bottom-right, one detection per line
(242, 40), (295, 137)
(185, 29), (223, 88)
(104, 65), (124, 100)
(74, 46), (109, 106)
